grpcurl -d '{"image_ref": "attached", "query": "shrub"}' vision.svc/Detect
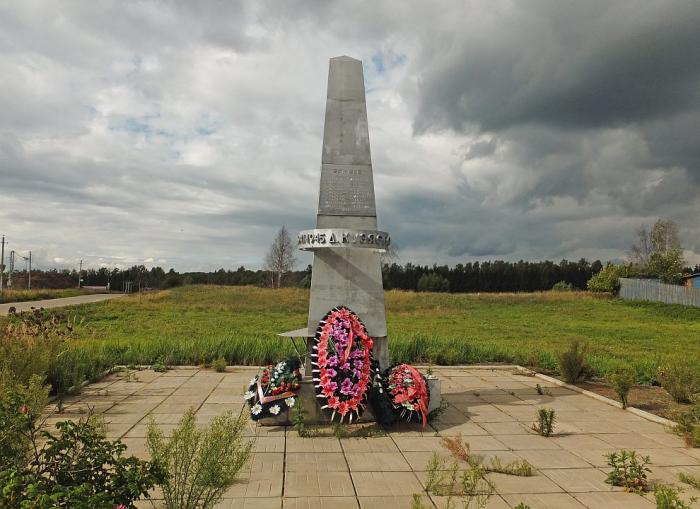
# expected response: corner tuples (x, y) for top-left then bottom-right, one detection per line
(608, 364), (637, 409)
(417, 273), (450, 292)
(532, 408), (556, 437)
(557, 341), (590, 383)
(212, 357), (227, 373)
(657, 364), (700, 404)
(654, 484), (697, 508)
(514, 504), (531, 509)
(605, 450), (651, 493)
(146, 408), (254, 509)
(587, 265), (622, 293)
(0, 374), (49, 470)
(0, 415), (162, 508)
(552, 281), (573, 292)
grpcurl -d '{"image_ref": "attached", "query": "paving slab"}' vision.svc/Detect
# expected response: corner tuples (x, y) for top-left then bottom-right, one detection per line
(345, 452), (411, 471)
(42, 366), (700, 508)
(284, 471), (355, 497)
(502, 493), (587, 508)
(283, 497), (359, 509)
(352, 471), (423, 497)
(574, 491), (655, 507)
(285, 452), (348, 472)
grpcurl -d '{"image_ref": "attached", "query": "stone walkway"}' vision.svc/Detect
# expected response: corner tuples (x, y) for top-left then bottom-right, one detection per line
(45, 366), (700, 508)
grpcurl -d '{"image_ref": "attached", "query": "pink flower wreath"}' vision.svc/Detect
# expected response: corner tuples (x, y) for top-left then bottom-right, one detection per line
(311, 306), (376, 423)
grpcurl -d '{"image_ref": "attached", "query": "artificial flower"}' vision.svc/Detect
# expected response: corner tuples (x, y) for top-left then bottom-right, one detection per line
(269, 405), (281, 415)
(251, 403), (262, 415)
(285, 397), (295, 407)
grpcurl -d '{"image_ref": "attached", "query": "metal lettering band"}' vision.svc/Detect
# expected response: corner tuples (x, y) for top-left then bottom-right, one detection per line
(297, 229), (391, 252)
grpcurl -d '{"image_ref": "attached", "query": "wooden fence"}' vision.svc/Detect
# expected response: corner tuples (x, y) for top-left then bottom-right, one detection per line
(619, 277), (700, 308)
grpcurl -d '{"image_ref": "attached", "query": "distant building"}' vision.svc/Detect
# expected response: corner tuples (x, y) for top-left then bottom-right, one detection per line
(680, 273), (700, 289)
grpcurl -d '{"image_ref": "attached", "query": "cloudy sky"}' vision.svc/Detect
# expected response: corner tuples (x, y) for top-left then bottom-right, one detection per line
(2, 1), (699, 271)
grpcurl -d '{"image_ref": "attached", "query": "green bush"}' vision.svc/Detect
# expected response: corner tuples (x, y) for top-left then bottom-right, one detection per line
(557, 340), (591, 383)
(147, 408), (254, 509)
(552, 281), (573, 292)
(417, 273), (450, 292)
(587, 265), (623, 293)
(608, 364), (637, 409)
(657, 364), (700, 404)
(0, 374), (49, 471)
(0, 415), (162, 508)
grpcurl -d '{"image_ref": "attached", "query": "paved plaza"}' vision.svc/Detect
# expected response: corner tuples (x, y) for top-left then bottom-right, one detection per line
(46, 366), (700, 508)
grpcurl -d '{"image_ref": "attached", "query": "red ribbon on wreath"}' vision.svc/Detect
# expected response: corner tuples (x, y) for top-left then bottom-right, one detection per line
(390, 364), (429, 426)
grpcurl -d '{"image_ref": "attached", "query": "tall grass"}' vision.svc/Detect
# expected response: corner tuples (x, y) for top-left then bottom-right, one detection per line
(12, 285), (700, 384)
(0, 288), (91, 304)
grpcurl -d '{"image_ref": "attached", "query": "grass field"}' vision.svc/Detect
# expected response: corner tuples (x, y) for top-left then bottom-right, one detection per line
(0, 288), (91, 304)
(57, 285), (700, 382)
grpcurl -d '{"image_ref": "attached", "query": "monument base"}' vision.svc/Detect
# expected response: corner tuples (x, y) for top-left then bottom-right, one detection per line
(257, 376), (376, 426)
(426, 376), (442, 414)
(256, 375), (442, 426)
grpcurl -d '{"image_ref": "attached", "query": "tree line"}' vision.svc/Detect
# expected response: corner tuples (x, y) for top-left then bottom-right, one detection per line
(11, 258), (601, 293)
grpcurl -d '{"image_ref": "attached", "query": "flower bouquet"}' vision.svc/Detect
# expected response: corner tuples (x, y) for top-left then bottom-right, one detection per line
(383, 363), (430, 426)
(246, 357), (302, 420)
(311, 306), (378, 423)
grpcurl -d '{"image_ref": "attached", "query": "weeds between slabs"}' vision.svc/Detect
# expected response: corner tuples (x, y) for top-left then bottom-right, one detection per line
(414, 434), (534, 509)
(654, 484), (697, 509)
(605, 450), (651, 493)
(532, 408), (556, 437)
(535, 383), (552, 396)
(679, 472), (700, 490)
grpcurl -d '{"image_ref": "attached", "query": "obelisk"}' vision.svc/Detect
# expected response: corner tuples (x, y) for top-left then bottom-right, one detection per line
(298, 56), (389, 370)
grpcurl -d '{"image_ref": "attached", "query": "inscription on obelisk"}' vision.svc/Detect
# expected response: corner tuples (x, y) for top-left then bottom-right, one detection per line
(303, 56), (388, 369)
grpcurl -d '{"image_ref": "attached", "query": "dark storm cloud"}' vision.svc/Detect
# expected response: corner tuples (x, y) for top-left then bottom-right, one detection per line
(413, 1), (700, 133)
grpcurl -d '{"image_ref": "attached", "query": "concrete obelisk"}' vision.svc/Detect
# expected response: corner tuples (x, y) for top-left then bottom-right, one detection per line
(298, 56), (389, 371)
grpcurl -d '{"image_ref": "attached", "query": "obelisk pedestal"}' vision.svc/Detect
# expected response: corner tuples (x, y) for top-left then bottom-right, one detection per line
(302, 56), (389, 372)
(265, 57), (447, 427)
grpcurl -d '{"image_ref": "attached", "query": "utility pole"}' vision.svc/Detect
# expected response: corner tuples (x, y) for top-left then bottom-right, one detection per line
(8, 250), (14, 288)
(78, 259), (83, 288)
(28, 251), (31, 290)
(0, 235), (5, 293)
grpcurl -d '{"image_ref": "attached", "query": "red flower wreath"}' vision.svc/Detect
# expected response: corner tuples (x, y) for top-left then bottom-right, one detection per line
(385, 364), (430, 427)
(312, 306), (375, 423)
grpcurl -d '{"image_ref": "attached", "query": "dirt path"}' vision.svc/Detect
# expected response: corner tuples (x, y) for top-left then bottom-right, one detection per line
(0, 293), (127, 315)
